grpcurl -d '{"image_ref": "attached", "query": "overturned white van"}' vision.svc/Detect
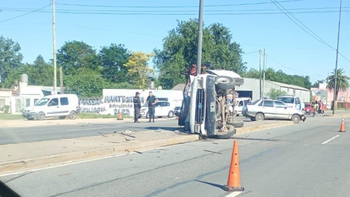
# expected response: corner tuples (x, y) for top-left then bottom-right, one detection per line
(177, 67), (244, 139)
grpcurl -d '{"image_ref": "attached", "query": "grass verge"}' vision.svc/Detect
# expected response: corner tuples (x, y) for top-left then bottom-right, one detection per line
(0, 113), (25, 120)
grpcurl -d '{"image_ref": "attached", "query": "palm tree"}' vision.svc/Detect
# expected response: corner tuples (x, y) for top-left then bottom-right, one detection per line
(326, 68), (350, 109)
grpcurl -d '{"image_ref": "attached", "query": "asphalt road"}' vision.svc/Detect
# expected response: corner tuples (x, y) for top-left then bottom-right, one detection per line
(0, 118), (181, 145)
(1, 116), (348, 197)
(0, 116), (255, 145)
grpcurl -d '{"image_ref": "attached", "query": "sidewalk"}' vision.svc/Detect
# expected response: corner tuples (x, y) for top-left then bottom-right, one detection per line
(0, 120), (293, 175)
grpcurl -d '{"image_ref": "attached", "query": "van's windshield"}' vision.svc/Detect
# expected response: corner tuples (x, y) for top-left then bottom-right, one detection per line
(277, 97), (294, 104)
(35, 98), (50, 106)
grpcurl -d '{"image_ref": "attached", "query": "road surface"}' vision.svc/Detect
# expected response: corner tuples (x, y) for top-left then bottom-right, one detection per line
(0, 116), (266, 145)
(0, 116), (348, 197)
(0, 119), (179, 145)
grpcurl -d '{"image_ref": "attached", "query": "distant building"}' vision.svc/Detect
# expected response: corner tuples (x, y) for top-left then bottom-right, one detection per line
(1, 74), (61, 114)
(235, 78), (310, 102)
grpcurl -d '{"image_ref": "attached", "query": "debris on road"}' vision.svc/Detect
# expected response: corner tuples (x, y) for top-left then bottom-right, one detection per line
(204, 150), (222, 154)
(98, 132), (108, 137)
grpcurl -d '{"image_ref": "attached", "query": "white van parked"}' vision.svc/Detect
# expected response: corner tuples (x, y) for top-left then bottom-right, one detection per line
(23, 94), (79, 120)
(234, 97), (251, 116)
(277, 96), (304, 110)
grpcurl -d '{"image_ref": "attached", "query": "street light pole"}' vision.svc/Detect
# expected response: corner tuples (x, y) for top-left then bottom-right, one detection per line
(333, 0), (343, 115)
(196, 0), (204, 75)
(52, 0), (57, 94)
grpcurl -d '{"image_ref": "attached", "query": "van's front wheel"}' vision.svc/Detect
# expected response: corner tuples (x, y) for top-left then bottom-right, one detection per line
(69, 111), (77, 119)
(37, 112), (45, 120)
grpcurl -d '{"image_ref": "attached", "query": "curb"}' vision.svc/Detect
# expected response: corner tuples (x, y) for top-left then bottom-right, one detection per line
(0, 135), (199, 175)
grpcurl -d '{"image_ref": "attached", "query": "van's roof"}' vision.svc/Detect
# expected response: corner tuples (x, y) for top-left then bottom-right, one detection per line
(44, 94), (78, 98)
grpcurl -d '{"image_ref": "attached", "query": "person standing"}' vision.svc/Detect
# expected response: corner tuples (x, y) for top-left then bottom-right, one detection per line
(133, 92), (141, 123)
(146, 91), (158, 122)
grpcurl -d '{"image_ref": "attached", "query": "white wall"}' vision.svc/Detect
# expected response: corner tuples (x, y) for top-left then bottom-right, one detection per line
(102, 89), (183, 116)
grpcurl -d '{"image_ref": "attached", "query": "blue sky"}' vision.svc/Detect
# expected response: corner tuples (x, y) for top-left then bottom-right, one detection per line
(1, 0), (349, 83)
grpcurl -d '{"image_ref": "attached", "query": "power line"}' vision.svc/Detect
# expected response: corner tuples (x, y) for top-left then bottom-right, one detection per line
(55, 0), (304, 9)
(266, 54), (325, 78)
(271, 0), (350, 64)
(0, 4), (51, 24)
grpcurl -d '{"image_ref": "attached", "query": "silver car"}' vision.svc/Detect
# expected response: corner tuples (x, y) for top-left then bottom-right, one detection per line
(245, 99), (306, 123)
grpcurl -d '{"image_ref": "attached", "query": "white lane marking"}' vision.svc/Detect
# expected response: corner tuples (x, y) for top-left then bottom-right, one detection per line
(322, 135), (340, 145)
(66, 126), (112, 132)
(226, 191), (243, 197)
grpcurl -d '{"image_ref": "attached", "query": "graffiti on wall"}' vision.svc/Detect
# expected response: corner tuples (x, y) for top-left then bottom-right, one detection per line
(104, 95), (145, 116)
(79, 98), (106, 114)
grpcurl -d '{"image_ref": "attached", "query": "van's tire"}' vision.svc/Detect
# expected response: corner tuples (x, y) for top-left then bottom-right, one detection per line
(37, 112), (45, 120)
(255, 113), (265, 121)
(215, 76), (235, 90)
(292, 114), (300, 124)
(69, 111), (77, 119)
(168, 111), (174, 118)
(211, 126), (236, 139)
(27, 116), (34, 120)
(59, 116), (66, 119)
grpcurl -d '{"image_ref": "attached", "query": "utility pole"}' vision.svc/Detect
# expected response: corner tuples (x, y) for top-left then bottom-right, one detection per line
(52, 0), (57, 95)
(60, 67), (64, 94)
(259, 50), (262, 99)
(263, 49), (266, 97)
(333, 0), (343, 115)
(196, 0), (204, 75)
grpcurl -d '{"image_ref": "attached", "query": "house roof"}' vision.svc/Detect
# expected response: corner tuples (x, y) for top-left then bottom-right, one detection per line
(268, 81), (309, 91)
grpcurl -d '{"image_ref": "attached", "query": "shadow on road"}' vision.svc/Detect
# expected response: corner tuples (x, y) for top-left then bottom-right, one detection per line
(196, 180), (227, 191)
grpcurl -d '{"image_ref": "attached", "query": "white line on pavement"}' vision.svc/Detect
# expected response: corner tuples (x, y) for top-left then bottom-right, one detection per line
(225, 191), (242, 197)
(322, 135), (340, 145)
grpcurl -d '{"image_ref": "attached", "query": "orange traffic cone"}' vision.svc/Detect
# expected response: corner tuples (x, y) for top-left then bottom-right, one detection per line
(225, 140), (244, 191)
(340, 117), (346, 132)
(117, 111), (123, 120)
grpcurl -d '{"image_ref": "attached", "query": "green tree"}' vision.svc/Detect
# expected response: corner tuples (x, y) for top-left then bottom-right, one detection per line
(99, 44), (131, 83)
(326, 68), (350, 107)
(311, 80), (324, 88)
(154, 19), (245, 89)
(57, 41), (99, 75)
(125, 52), (154, 89)
(243, 68), (260, 78)
(64, 68), (106, 97)
(0, 36), (23, 86)
(266, 89), (287, 100)
(27, 55), (54, 86)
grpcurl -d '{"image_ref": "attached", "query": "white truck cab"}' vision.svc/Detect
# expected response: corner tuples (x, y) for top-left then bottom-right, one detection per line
(23, 94), (79, 120)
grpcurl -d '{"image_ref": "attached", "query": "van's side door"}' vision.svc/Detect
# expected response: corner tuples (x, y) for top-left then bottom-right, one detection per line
(47, 98), (60, 116)
(59, 97), (70, 115)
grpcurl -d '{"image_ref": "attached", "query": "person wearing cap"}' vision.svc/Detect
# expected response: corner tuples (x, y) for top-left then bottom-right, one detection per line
(133, 92), (141, 123)
(146, 91), (158, 122)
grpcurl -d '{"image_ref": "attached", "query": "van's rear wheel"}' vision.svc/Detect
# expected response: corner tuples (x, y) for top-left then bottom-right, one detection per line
(69, 111), (77, 119)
